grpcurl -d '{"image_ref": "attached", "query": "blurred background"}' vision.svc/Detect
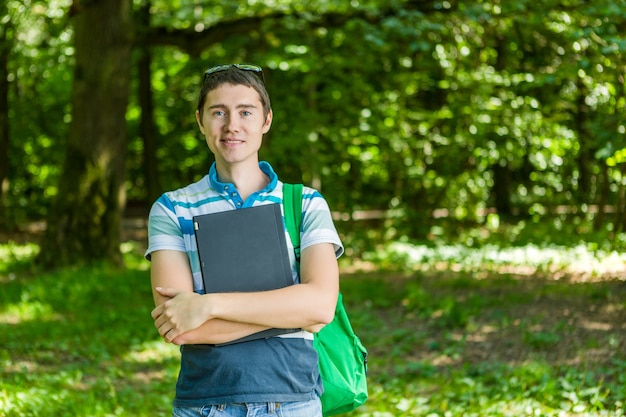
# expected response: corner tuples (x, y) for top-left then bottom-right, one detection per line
(2, 2), (626, 416)
(1, 0), (625, 266)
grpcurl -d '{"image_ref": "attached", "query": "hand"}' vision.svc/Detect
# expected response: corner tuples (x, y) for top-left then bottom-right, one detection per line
(151, 287), (210, 343)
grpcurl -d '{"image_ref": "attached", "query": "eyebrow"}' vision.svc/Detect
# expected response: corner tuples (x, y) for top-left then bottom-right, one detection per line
(208, 103), (258, 110)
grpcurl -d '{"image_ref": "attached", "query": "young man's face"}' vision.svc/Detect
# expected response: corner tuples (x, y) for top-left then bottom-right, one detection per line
(196, 83), (272, 168)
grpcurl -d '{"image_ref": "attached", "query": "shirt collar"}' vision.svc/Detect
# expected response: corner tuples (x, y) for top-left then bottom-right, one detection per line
(208, 161), (278, 195)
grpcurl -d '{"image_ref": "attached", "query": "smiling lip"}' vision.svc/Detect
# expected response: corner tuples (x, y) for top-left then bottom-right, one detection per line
(221, 138), (244, 144)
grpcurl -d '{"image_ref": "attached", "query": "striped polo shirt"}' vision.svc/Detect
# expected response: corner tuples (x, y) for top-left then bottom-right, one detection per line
(145, 161), (343, 291)
(145, 161), (344, 406)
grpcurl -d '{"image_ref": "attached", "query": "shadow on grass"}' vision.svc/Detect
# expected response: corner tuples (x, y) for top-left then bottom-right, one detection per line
(0, 260), (182, 416)
(1, 254), (625, 416)
(339, 269), (626, 416)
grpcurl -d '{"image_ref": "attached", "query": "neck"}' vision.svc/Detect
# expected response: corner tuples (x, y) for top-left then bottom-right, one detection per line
(216, 161), (269, 201)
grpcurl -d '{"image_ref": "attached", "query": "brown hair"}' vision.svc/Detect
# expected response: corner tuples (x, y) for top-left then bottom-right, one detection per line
(197, 67), (271, 120)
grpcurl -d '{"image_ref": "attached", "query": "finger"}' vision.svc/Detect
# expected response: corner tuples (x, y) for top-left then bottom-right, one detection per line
(155, 313), (173, 334)
(151, 305), (162, 320)
(171, 334), (186, 346)
(158, 321), (172, 338)
(153, 315), (165, 331)
(165, 328), (179, 343)
(155, 287), (181, 297)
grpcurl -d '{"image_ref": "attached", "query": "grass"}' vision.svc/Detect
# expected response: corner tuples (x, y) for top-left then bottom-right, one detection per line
(340, 270), (625, 416)
(0, 243), (179, 416)
(1, 238), (625, 417)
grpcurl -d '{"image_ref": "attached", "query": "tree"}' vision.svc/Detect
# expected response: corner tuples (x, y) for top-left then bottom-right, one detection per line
(38, 0), (133, 267)
(37, 1), (375, 267)
(136, 0), (161, 205)
(15, 0), (625, 268)
(0, 1), (10, 230)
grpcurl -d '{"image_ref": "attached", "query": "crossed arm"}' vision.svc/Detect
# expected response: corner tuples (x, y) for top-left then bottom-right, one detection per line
(150, 243), (339, 345)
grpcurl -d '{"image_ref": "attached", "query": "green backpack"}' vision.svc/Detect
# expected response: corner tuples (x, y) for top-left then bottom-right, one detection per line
(283, 183), (368, 416)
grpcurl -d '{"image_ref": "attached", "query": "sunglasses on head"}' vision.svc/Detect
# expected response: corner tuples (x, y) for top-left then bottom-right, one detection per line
(203, 64), (265, 84)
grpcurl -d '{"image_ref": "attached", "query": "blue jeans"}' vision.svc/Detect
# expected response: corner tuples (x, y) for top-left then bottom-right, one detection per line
(172, 399), (323, 417)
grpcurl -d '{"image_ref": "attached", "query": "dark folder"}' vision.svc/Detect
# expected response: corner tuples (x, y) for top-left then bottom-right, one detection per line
(193, 203), (299, 345)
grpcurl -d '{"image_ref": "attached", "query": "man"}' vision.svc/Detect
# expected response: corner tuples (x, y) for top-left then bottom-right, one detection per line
(146, 64), (343, 417)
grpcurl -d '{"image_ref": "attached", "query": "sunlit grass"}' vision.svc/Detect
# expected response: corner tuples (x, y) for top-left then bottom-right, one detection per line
(123, 339), (180, 364)
(0, 246), (176, 417)
(366, 241), (626, 279)
(0, 299), (58, 324)
(1, 233), (625, 416)
(0, 242), (39, 277)
(0, 242), (39, 262)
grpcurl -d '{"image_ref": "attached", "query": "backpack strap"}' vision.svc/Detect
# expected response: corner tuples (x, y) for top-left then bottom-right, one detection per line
(283, 183), (303, 266)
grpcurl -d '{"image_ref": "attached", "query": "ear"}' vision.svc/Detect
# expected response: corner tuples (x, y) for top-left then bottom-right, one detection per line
(195, 110), (205, 134)
(262, 109), (273, 134)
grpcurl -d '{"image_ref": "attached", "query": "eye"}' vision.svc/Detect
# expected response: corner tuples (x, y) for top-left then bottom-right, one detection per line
(212, 110), (226, 118)
(241, 110), (252, 117)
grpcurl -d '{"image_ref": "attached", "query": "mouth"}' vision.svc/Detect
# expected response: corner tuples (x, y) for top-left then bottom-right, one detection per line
(221, 138), (244, 145)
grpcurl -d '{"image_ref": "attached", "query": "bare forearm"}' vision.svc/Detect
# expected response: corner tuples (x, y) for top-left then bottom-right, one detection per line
(152, 244), (339, 343)
(172, 319), (270, 345)
(208, 283), (336, 330)
(207, 243), (339, 330)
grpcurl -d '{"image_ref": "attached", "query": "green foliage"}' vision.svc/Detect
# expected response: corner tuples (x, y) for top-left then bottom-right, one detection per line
(523, 330), (562, 350)
(4, 0), (626, 241)
(4, 0), (73, 225)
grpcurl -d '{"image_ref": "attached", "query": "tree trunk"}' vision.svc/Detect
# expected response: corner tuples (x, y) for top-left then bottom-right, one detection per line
(592, 162), (609, 231)
(575, 76), (592, 200)
(491, 162), (512, 217)
(489, 34), (513, 219)
(616, 163), (626, 234)
(38, 0), (133, 267)
(137, 0), (161, 205)
(0, 3), (11, 229)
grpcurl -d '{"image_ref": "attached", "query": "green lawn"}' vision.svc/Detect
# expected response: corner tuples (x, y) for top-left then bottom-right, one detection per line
(1, 240), (625, 416)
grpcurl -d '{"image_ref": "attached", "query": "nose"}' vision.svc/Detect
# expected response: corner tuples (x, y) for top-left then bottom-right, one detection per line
(225, 115), (240, 132)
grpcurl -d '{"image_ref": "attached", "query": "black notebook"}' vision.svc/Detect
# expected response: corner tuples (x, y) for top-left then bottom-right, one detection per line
(193, 203), (299, 345)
